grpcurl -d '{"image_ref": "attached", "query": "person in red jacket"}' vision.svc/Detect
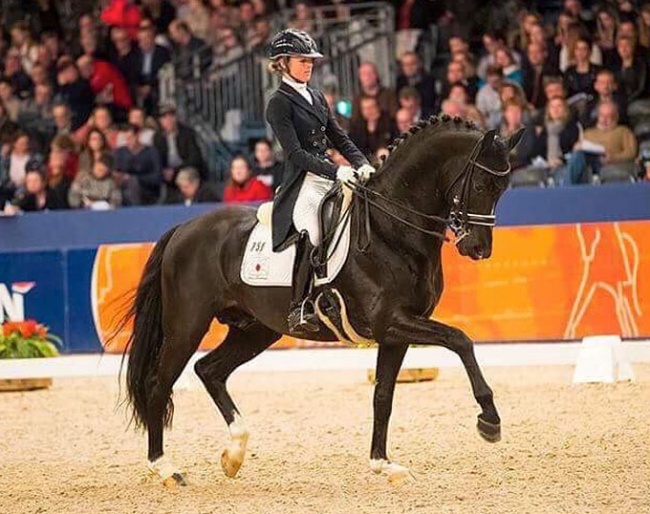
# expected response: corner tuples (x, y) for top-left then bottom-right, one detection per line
(76, 55), (133, 116)
(101, 0), (142, 40)
(223, 155), (273, 203)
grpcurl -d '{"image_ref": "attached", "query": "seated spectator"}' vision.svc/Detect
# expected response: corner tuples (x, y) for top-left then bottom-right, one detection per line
(395, 107), (415, 133)
(500, 100), (536, 171)
(78, 27), (110, 61)
(76, 55), (133, 118)
(19, 83), (55, 130)
(396, 51), (437, 116)
(10, 21), (39, 74)
(1, 132), (34, 197)
(559, 21), (602, 72)
(564, 38), (601, 98)
(445, 84), (485, 127)
(100, 0), (142, 40)
(530, 97), (581, 185)
(248, 16), (271, 51)
(168, 20), (212, 81)
(69, 153), (122, 209)
(78, 129), (110, 176)
(253, 139), (283, 189)
(0, 100), (19, 147)
(3, 160), (67, 213)
(113, 124), (162, 205)
(440, 61), (478, 104)
(566, 100), (637, 184)
(581, 69), (627, 128)
(476, 66), (504, 130)
(126, 107), (156, 146)
(615, 36), (648, 106)
(180, 0), (211, 41)
(349, 96), (396, 159)
(351, 62), (398, 122)
(477, 31), (516, 81)
(495, 47), (523, 85)
(45, 149), (72, 208)
(140, 0), (177, 36)
(55, 57), (94, 130)
(109, 27), (140, 94)
(0, 79), (21, 122)
(167, 166), (220, 205)
(153, 104), (205, 185)
(223, 156), (272, 203)
(134, 21), (171, 115)
(51, 103), (87, 146)
(595, 6), (619, 67)
(83, 106), (120, 149)
(4, 49), (33, 99)
(522, 42), (559, 111)
(50, 134), (79, 179)
(398, 86), (431, 121)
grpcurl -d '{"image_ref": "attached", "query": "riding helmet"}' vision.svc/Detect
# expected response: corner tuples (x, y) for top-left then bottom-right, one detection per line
(268, 28), (323, 60)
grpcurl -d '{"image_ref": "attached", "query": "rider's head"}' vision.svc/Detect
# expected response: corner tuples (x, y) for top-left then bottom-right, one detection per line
(450, 129), (524, 260)
(268, 29), (322, 84)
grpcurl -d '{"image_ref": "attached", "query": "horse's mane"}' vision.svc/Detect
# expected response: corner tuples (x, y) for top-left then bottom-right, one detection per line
(377, 114), (482, 172)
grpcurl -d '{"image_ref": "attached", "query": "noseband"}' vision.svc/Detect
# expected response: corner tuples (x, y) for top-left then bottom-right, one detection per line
(348, 133), (510, 248)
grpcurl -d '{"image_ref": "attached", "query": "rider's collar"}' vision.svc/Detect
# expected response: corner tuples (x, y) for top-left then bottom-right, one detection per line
(282, 74), (309, 93)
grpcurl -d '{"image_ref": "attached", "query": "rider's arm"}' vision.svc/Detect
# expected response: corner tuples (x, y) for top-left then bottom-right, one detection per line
(319, 91), (369, 169)
(266, 94), (338, 179)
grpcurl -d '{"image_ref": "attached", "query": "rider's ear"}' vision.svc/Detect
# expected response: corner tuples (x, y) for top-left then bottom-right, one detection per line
(507, 128), (525, 152)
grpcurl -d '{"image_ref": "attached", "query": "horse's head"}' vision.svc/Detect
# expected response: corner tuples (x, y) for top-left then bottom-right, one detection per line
(447, 128), (524, 260)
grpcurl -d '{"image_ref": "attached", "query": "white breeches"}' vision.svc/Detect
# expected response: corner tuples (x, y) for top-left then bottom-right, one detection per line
(292, 172), (335, 246)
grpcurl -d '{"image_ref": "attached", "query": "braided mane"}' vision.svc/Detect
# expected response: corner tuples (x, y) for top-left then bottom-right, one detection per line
(378, 114), (481, 169)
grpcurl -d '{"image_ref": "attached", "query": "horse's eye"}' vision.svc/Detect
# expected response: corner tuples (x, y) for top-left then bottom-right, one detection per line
(473, 182), (486, 193)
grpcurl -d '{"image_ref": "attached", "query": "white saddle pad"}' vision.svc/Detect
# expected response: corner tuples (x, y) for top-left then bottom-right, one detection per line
(241, 194), (352, 288)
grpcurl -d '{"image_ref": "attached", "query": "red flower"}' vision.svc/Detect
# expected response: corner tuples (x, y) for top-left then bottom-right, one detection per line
(19, 320), (39, 338)
(2, 321), (19, 336)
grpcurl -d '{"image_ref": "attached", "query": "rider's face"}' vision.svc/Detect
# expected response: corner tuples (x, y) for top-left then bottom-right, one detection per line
(288, 56), (314, 83)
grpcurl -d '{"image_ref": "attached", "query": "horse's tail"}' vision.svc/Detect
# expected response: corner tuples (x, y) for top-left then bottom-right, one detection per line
(122, 225), (179, 430)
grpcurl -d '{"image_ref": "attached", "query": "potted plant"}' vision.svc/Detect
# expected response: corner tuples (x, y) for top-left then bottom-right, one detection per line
(0, 319), (61, 391)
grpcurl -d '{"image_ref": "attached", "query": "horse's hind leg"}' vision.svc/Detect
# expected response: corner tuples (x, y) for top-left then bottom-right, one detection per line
(194, 321), (281, 478)
(146, 303), (213, 486)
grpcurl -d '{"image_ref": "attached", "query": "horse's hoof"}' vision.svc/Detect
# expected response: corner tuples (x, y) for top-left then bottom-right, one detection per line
(370, 459), (415, 485)
(477, 416), (501, 443)
(221, 448), (244, 478)
(162, 472), (187, 489)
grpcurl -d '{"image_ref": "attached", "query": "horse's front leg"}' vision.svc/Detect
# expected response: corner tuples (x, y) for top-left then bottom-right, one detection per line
(369, 343), (413, 484)
(384, 313), (501, 442)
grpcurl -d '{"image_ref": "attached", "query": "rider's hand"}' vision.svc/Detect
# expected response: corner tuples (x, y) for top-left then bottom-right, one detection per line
(336, 165), (357, 184)
(357, 164), (376, 182)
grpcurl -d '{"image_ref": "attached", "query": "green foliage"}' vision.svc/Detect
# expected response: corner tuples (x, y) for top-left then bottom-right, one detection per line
(0, 323), (61, 359)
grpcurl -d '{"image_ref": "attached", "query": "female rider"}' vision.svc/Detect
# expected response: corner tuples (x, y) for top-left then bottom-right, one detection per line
(265, 28), (375, 333)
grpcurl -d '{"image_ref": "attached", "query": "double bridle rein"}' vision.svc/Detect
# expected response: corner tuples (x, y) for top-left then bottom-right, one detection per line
(349, 135), (511, 249)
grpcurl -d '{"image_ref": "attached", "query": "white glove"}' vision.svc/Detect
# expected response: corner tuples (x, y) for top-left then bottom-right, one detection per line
(336, 165), (357, 184)
(357, 164), (376, 182)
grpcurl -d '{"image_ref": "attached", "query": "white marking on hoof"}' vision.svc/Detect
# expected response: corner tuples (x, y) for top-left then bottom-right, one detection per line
(148, 455), (185, 487)
(370, 459), (415, 485)
(221, 414), (249, 478)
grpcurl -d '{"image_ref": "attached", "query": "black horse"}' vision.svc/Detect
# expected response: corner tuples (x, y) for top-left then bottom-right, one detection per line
(121, 116), (523, 486)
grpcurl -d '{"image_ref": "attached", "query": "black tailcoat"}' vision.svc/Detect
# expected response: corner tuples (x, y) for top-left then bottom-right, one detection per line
(265, 82), (369, 251)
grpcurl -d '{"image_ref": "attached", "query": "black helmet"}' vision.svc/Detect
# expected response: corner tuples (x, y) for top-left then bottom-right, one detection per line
(268, 28), (323, 60)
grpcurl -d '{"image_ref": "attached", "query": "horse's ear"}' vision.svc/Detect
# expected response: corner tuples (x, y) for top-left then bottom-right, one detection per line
(481, 129), (498, 152)
(507, 128), (525, 152)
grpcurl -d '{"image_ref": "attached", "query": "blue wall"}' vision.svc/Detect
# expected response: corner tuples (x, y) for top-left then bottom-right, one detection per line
(2, 183), (649, 252)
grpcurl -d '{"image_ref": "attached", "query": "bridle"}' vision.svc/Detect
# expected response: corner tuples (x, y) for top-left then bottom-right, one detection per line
(348, 134), (511, 249)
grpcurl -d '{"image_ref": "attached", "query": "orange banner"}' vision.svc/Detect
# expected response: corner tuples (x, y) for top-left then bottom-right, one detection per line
(94, 221), (650, 353)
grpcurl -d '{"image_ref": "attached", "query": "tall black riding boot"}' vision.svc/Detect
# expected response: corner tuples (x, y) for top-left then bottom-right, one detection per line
(287, 231), (319, 333)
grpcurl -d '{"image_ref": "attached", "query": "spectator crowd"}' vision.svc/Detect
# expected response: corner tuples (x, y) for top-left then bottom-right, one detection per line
(1, 0), (649, 215)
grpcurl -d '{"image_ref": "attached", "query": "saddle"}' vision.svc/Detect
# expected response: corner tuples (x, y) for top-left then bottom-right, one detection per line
(242, 186), (352, 288)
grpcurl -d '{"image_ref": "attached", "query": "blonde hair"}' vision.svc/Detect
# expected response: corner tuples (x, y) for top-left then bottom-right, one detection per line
(267, 57), (289, 76)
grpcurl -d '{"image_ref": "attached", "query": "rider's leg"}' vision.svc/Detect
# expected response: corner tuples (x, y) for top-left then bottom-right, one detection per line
(288, 230), (319, 332)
